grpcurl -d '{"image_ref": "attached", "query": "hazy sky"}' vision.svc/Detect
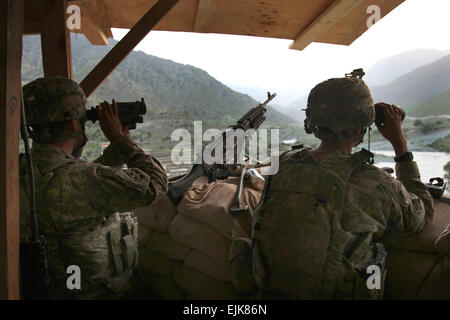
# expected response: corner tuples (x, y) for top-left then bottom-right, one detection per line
(112, 0), (450, 106)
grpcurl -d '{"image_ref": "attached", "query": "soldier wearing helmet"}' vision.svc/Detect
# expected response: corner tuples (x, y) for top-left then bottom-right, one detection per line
(251, 71), (434, 300)
(20, 77), (168, 299)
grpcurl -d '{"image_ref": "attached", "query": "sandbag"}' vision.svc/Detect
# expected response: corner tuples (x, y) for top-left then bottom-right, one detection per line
(168, 214), (231, 265)
(138, 223), (155, 245)
(383, 198), (450, 253)
(133, 194), (177, 232)
(173, 264), (243, 300)
(145, 230), (191, 261)
(178, 177), (261, 240)
(383, 198), (450, 299)
(229, 238), (254, 292)
(138, 247), (176, 276)
(137, 268), (186, 300)
(184, 249), (230, 282)
(435, 223), (450, 255)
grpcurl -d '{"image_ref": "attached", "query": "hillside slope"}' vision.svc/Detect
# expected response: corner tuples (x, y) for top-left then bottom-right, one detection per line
(365, 49), (450, 86)
(369, 54), (450, 110)
(22, 35), (303, 161)
(408, 89), (450, 117)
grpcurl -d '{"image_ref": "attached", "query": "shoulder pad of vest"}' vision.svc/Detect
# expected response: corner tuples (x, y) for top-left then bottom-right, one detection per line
(352, 148), (374, 164)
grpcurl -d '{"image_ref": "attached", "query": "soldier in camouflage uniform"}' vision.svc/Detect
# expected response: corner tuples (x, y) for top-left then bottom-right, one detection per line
(20, 77), (168, 299)
(251, 75), (434, 299)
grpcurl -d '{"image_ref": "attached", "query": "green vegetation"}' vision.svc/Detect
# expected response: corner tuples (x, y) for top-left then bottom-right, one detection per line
(409, 89), (450, 117)
(362, 117), (450, 145)
(429, 134), (450, 152)
(22, 35), (307, 162)
(370, 54), (450, 115)
(21, 35), (450, 166)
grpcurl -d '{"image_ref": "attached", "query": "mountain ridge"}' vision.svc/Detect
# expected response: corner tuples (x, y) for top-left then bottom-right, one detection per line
(22, 35), (303, 160)
(369, 53), (450, 115)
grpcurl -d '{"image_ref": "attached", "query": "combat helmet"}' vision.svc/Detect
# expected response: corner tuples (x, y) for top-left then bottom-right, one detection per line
(22, 77), (87, 143)
(304, 69), (375, 142)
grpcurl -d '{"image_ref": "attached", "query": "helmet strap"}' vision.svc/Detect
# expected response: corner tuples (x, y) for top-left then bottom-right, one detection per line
(367, 126), (374, 164)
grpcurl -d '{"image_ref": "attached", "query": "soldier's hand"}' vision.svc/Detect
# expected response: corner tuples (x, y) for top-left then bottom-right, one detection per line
(375, 102), (408, 157)
(96, 100), (128, 141)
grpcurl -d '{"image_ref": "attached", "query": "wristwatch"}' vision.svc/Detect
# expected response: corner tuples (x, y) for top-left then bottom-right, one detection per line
(394, 151), (414, 162)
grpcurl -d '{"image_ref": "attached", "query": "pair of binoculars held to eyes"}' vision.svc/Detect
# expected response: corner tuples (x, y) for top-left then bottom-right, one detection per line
(374, 103), (406, 126)
(85, 98), (147, 130)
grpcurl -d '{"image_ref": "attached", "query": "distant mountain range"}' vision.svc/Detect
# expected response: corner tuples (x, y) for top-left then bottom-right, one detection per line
(232, 49), (450, 122)
(21, 34), (449, 162)
(364, 49), (450, 86)
(370, 54), (450, 117)
(22, 35), (302, 160)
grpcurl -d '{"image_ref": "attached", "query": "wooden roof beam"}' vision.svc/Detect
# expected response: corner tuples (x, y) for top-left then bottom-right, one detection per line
(289, 0), (366, 51)
(194, 0), (217, 33)
(80, 0), (180, 97)
(78, 2), (111, 45)
(23, 0), (43, 34)
(41, 0), (73, 78)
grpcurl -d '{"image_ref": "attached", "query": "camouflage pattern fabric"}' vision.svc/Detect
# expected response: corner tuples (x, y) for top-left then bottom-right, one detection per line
(23, 77), (87, 125)
(252, 148), (434, 300)
(304, 78), (375, 142)
(20, 135), (168, 299)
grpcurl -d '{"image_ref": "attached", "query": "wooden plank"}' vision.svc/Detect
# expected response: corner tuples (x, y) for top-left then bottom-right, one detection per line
(78, 2), (109, 45)
(23, 0), (44, 34)
(316, 0), (406, 46)
(80, 0), (180, 98)
(63, 0), (405, 48)
(289, 0), (366, 50)
(41, 0), (73, 78)
(0, 0), (24, 300)
(194, 0), (216, 33)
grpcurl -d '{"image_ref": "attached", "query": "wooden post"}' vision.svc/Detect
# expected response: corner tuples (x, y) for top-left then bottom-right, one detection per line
(80, 0), (179, 97)
(0, 0), (24, 300)
(41, 0), (72, 78)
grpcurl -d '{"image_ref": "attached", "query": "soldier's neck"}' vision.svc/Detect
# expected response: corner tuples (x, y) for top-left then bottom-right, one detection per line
(53, 140), (75, 156)
(311, 140), (353, 161)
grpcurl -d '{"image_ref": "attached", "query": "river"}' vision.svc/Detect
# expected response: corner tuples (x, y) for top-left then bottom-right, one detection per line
(374, 150), (449, 181)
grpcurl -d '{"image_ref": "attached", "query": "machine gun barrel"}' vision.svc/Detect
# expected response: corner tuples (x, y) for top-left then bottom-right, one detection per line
(235, 92), (277, 131)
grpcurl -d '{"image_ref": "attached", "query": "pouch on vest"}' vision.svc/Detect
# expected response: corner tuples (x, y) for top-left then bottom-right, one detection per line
(108, 212), (139, 276)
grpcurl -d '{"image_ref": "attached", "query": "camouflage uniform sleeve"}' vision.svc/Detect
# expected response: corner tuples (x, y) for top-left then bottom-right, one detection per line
(60, 136), (167, 225)
(92, 138), (127, 167)
(107, 135), (168, 196)
(385, 161), (434, 235)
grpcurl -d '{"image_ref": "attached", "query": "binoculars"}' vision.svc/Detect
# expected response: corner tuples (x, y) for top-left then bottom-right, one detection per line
(86, 98), (147, 130)
(374, 104), (405, 126)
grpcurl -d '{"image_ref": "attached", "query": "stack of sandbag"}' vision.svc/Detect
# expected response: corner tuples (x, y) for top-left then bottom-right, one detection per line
(382, 198), (450, 299)
(131, 177), (261, 299)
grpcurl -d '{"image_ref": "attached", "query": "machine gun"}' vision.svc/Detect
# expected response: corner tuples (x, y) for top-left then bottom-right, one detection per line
(86, 98), (146, 130)
(168, 92), (277, 205)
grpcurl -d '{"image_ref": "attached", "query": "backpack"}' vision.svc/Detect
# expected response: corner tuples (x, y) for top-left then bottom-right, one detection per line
(251, 147), (385, 299)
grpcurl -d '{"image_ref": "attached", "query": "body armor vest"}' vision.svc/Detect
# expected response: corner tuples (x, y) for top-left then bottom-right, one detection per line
(20, 153), (138, 299)
(251, 148), (386, 299)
